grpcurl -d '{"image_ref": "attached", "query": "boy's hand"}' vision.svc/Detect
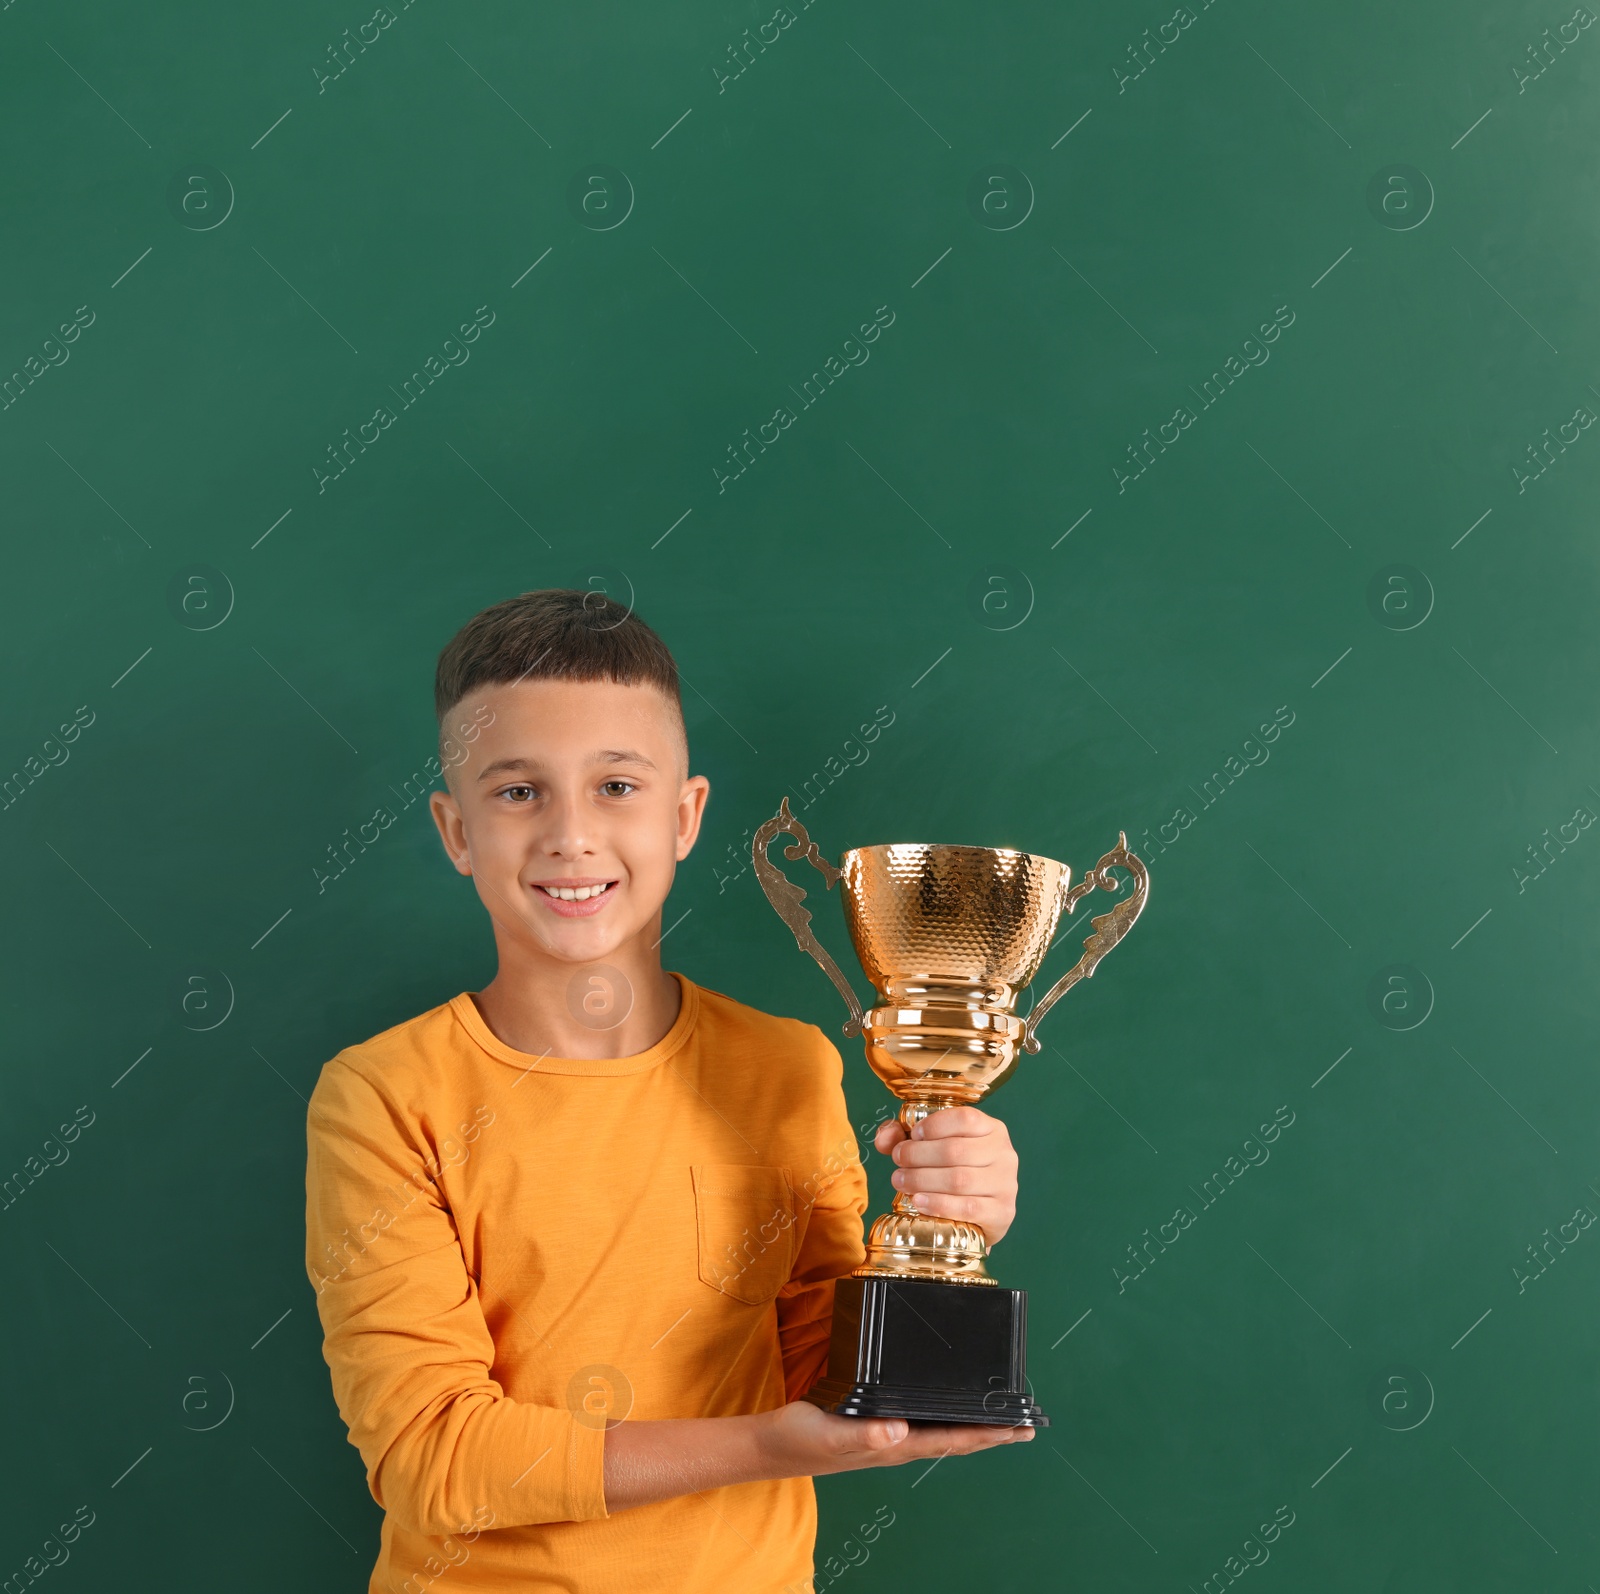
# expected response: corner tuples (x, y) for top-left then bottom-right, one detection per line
(757, 1399), (1033, 1480)
(602, 1399), (1035, 1512)
(873, 1105), (1019, 1246)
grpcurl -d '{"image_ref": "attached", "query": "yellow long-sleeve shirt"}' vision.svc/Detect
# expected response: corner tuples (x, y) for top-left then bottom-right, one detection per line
(304, 970), (869, 1592)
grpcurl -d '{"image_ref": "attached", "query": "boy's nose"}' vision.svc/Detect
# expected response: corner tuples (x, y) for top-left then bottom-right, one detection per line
(535, 795), (598, 856)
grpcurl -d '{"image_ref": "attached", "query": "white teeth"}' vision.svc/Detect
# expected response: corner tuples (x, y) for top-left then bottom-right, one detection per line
(542, 883), (609, 901)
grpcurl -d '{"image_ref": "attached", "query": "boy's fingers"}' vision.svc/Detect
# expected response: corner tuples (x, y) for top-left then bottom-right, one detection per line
(893, 1135), (999, 1168)
(874, 1120), (907, 1153)
(893, 1423), (1029, 1458)
(896, 1191), (999, 1227)
(859, 1417), (908, 1449)
(893, 1164), (996, 1195)
(910, 1106), (999, 1140)
(818, 1418), (1039, 1471)
(828, 1412), (1026, 1453)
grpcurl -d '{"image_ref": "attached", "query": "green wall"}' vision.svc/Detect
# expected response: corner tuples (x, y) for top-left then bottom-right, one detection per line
(3, 0), (1596, 1588)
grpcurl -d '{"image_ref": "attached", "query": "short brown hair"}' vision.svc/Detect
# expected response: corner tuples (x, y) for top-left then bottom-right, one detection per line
(434, 589), (687, 770)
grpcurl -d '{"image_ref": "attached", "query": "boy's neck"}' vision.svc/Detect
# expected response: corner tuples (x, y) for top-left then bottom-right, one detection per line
(469, 950), (683, 1062)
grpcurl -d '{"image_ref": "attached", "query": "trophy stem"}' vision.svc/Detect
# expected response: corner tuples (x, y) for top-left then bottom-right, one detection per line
(853, 1098), (997, 1285)
(889, 1100), (949, 1218)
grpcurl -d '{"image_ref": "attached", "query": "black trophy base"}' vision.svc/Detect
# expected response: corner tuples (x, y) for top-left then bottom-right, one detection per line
(803, 1273), (1049, 1427)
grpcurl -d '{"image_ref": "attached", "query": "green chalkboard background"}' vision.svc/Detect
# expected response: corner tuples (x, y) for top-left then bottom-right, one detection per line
(3, 0), (1597, 1588)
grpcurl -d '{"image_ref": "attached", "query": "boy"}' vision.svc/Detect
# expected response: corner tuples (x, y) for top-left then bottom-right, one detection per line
(304, 589), (1031, 1593)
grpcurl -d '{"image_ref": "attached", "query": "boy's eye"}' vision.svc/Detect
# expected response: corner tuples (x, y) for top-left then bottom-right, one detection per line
(600, 780), (635, 798)
(502, 785), (536, 803)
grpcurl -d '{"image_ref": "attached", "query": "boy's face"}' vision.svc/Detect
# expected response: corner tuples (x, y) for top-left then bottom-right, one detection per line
(428, 677), (708, 969)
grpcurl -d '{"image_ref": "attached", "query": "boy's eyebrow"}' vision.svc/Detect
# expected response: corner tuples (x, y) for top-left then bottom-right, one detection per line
(476, 758), (528, 782)
(476, 749), (659, 782)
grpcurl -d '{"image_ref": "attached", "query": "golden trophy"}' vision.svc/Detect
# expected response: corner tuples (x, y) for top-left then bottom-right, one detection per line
(753, 798), (1149, 1426)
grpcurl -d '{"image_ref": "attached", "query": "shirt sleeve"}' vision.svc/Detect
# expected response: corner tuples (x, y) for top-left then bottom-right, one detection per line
(775, 1031), (869, 1403)
(304, 1057), (609, 1534)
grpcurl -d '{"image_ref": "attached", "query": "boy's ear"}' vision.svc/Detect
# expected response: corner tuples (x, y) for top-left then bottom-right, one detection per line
(675, 774), (711, 861)
(429, 789), (473, 875)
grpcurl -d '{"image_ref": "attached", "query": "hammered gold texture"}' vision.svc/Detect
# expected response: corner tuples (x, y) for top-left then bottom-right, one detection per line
(839, 844), (1069, 1005)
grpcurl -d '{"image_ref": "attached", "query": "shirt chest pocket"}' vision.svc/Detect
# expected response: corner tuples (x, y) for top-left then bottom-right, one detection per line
(691, 1163), (799, 1306)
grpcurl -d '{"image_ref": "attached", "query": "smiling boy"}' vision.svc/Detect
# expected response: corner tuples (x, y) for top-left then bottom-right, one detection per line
(304, 589), (1031, 1593)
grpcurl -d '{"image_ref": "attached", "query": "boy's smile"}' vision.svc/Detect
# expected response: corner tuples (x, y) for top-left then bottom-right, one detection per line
(530, 876), (620, 916)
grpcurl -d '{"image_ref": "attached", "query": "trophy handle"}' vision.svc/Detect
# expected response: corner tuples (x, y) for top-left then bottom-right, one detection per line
(751, 797), (865, 1038)
(1020, 833), (1149, 1055)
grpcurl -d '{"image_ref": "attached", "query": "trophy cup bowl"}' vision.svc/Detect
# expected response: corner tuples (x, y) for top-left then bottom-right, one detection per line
(753, 798), (1149, 1425)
